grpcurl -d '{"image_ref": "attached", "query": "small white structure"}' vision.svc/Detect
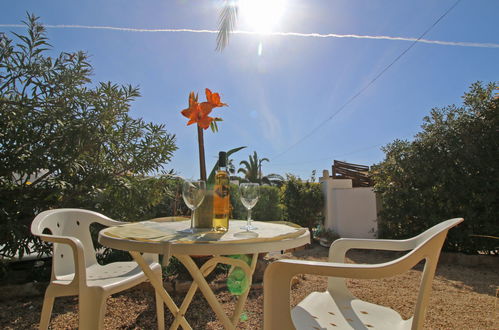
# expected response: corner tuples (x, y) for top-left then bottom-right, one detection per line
(320, 170), (377, 238)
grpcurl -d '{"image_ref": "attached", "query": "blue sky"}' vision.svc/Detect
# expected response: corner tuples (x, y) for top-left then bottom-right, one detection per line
(1, 0), (498, 180)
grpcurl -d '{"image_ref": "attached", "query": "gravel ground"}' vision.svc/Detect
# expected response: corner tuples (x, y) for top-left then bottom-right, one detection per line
(0, 246), (497, 329)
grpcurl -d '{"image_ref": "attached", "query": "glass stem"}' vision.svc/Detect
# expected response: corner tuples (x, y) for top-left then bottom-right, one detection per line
(190, 209), (195, 229)
(247, 208), (252, 228)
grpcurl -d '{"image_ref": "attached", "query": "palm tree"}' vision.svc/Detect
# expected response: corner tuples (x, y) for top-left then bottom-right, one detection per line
(216, 1), (239, 51)
(227, 157), (236, 176)
(237, 151), (284, 186)
(238, 151), (268, 182)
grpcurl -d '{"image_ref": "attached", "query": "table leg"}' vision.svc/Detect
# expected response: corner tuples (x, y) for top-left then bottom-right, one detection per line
(175, 255), (256, 330)
(129, 251), (191, 330)
(169, 261), (218, 330)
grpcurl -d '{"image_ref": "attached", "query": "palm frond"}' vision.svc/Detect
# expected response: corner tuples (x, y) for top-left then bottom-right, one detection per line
(239, 160), (251, 168)
(216, 1), (238, 51)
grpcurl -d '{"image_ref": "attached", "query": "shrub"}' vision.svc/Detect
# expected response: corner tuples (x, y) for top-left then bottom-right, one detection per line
(371, 82), (499, 254)
(280, 175), (324, 240)
(0, 15), (177, 260)
(230, 184), (282, 221)
(314, 225), (340, 246)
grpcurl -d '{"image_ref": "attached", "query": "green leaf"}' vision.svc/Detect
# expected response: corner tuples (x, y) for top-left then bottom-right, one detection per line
(210, 121), (219, 133)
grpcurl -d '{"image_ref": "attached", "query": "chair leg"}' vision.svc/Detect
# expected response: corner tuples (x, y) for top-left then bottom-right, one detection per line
(39, 286), (57, 330)
(154, 268), (165, 330)
(78, 288), (107, 330)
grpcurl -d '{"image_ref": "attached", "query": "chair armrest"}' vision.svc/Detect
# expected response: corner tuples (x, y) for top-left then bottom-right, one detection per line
(329, 237), (416, 262)
(93, 215), (126, 228)
(38, 234), (87, 283)
(264, 257), (418, 330)
(266, 258), (409, 282)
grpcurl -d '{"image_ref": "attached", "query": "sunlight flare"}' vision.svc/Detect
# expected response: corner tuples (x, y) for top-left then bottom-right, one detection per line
(239, 0), (286, 33)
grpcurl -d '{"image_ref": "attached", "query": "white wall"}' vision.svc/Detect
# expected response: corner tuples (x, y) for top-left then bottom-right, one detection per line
(320, 170), (377, 238)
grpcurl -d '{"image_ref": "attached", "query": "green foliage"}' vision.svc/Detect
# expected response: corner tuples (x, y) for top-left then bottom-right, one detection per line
(262, 173), (285, 187)
(280, 175), (324, 236)
(92, 175), (188, 222)
(238, 151), (269, 182)
(230, 184), (282, 221)
(0, 15), (178, 259)
(314, 225), (340, 244)
(237, 151), (284, 186)
(371, 82), (499, 254)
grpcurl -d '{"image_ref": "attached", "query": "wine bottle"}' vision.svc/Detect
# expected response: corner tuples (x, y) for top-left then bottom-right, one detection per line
(213, 151), (230, 232)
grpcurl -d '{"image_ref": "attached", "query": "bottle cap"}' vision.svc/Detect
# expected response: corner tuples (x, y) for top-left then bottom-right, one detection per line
(219, 151), (227, 167)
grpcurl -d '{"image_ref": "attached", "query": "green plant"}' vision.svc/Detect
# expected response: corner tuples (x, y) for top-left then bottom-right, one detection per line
(237, 151), (284, 186)
(281, 174), (324, 241)
(230, 184), (282, 221)
(313, 224), (327, 239)
(371, 81), (499, 254)
(0, 14), (177, 259)
(315, 226), (340, 242)
(238, 151), (269, 182)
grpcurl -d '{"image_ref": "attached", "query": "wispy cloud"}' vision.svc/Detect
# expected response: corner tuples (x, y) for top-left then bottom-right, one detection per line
(259, 101), (282, 148)
(1, 24), (498, 49)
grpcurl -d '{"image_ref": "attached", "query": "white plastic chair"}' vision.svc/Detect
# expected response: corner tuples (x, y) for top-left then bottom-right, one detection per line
(31, 209), (165, 330)
(264, 218), (463, 330)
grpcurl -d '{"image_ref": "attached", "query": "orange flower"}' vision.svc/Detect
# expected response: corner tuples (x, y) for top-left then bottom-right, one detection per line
(181, 89), (227, 130)
(205, 88), (227, 107)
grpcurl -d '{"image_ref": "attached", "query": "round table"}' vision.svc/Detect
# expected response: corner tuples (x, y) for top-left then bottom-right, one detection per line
(98, 218), (310, 330)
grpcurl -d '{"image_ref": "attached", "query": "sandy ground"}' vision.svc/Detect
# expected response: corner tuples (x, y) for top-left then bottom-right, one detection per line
(0, 246), (497, 329)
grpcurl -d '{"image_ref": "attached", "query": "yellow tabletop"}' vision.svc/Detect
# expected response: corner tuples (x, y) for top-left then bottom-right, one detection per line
(99, 218), (310, 256)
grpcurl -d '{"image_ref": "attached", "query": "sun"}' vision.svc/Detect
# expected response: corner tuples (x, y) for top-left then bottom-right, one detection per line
(239, 0), (286, 33)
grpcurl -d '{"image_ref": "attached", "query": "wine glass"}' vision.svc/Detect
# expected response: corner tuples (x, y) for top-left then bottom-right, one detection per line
(239, 183), (259, 231)
(181, 179), (206, 233)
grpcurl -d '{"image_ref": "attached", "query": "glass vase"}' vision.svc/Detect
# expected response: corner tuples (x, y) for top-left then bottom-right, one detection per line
(194, 186), (214, 229)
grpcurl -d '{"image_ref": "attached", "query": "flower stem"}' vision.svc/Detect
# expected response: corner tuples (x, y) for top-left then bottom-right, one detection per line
(197, 125), (207, 181)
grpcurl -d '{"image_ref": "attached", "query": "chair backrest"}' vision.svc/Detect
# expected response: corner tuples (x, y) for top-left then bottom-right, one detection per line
(31, 209), (105, 277)
(327, 218), (463, 329)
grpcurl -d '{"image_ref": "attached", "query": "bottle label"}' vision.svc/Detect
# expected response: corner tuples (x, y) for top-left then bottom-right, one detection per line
(215, 184), (229, 198)
(213, 170), (230, 230)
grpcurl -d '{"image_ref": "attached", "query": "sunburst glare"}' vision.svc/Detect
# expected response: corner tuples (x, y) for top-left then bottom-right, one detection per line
(239, 0), (287, 34)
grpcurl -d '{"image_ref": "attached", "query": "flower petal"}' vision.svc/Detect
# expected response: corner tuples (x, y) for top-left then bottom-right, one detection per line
(205, 88), (227, 107)
(199, 102), (215, 116)
(211, 92), (221, 105)
(197, 115), (214, 129)
(205, 88), (212, 101)
(189, 91), (198, 106)
(181, 108), (192, 118)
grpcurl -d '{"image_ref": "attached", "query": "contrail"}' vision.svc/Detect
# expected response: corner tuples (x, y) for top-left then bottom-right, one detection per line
(1, 23), (498, 49)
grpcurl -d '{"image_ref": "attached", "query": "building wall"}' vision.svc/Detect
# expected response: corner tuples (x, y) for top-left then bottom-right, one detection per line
(320, 170), (377, 238)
